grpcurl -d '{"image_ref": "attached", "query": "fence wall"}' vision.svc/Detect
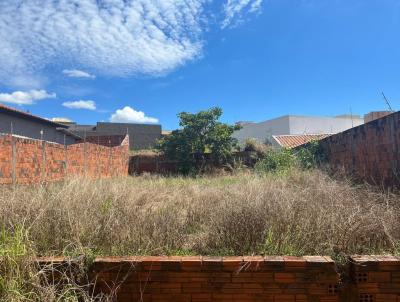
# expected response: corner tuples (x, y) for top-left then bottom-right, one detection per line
(319, 111), (400, 187)
(36, 255), (400, 302)
(39, 256), (340, 302)
(0, 134), (129, 184)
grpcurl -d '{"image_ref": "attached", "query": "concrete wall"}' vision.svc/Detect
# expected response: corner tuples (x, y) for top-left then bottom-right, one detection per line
(233, 115), (364, 144)
(77, 135), (127, 147)
(0, 112), (76, 145)
(0, 134), (129, 185)
(70, 122), (161, 150)
(319, 111), (400, 187)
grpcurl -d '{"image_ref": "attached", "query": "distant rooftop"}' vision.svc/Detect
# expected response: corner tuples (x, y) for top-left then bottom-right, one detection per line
(273, 134), (332, 148)
(0, 103), (67, 128)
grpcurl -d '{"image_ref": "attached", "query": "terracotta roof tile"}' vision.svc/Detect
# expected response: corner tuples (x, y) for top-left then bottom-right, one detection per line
(272, 134), (332, 148)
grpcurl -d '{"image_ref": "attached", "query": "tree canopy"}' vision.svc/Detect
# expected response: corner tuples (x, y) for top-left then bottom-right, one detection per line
(157, 107), (241, 174)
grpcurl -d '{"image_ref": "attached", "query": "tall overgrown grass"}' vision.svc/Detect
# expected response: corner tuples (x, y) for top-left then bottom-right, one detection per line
(1, 169), (399, 300)
(1, 170), (399, 257)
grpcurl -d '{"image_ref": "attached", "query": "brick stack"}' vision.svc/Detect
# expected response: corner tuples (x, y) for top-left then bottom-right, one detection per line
(91, 256), (340, 302)
(350, 255), (400, 302)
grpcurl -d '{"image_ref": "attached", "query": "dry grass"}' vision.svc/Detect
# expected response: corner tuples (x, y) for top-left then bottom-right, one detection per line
(1, 169), (399, 258)
(1, 169), (400, 300)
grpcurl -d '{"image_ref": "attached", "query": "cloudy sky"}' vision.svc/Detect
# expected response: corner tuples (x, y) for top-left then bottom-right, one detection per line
(0, 0), (400, 129)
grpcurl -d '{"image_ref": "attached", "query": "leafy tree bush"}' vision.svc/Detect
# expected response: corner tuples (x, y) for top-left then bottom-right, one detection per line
(157, 107), (241, 174)
(254, 148), (297, 174)
(254, 141), (326, 174)
(295, 140), (326, 170)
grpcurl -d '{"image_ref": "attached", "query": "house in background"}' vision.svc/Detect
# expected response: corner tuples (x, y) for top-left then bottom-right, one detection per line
(68, 122), (162, 150)
(0, 104), (80, 145)
(233, 114), (365, 146)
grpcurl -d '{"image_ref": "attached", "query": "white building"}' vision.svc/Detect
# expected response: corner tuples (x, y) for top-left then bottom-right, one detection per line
(233, 114), (364, 145)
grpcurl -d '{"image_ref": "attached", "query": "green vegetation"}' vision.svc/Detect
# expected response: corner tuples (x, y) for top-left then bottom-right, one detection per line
(254, 141), (325, 174)
(157, 107), (241, 174)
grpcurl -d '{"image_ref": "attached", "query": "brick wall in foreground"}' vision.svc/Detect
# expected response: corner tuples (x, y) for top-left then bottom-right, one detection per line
(0, 134), (129, 184)
(36, 256), (339, 302)
(35, 255), (400, 302)
(351, 255), (400, 302)
(319, 111), (400, 187)
(38, 256), (400, 302)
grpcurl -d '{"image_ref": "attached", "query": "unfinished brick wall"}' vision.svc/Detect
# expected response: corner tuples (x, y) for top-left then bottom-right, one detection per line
(129, 154), (178, 174)
(0, 134), (129, 184)
(319, 111), (400, 187)
(35, 255), (400, 301)
(89, 256), (340, 302)
(350, 255), (400, 302)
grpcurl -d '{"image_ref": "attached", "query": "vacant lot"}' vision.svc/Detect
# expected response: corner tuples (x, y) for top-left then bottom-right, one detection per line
(1, 169), (399, 258)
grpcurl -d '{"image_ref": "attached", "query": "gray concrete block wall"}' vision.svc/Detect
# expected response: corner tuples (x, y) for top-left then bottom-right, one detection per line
(70, 122), (162, 150)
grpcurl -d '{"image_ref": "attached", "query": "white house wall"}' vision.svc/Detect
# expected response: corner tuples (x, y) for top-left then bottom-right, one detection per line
(288, 116), (364, 135)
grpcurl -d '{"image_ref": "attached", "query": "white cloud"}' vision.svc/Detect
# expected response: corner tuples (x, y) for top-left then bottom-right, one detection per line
(0, 0), (206, 86)
(222, 0), (263, 28)
(0, 90), (56, 105)
(110, 106), (159, 124)
(63, 69), (96, 79)
(0, 1), (264, 87)
(62, 100), (96, 110)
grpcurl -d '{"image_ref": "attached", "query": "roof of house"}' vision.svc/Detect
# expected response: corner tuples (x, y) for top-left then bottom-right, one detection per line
(0, 103), (68, 128)
(272, 134), (332, 148)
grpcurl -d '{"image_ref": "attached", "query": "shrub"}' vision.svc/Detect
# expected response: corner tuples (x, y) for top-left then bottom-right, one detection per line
(254, 148), (297, 174)
(244, 138), (270, 158)
(295, 140), (326, 169)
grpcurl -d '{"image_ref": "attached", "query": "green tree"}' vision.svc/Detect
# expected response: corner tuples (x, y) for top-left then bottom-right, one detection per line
(157, 107), (241, 174)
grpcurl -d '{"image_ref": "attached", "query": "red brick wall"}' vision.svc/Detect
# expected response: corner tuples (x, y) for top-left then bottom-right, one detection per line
(37, 256), (340, 302)
(349, 255), (400, 302)
(0, 135), (13, 184)
(320, 111), (400, 187)
(129, 154), (178, 174)
(36, 255), (400, 301)
(0, 134), (129, 184)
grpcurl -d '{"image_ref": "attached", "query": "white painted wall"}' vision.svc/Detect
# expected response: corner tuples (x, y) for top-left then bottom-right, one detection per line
(288, 115), (364, 135)
(233, 116), (290, 144)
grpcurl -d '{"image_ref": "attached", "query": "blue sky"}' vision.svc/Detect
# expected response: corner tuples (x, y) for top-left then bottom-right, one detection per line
(0, 0), (400, 130)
